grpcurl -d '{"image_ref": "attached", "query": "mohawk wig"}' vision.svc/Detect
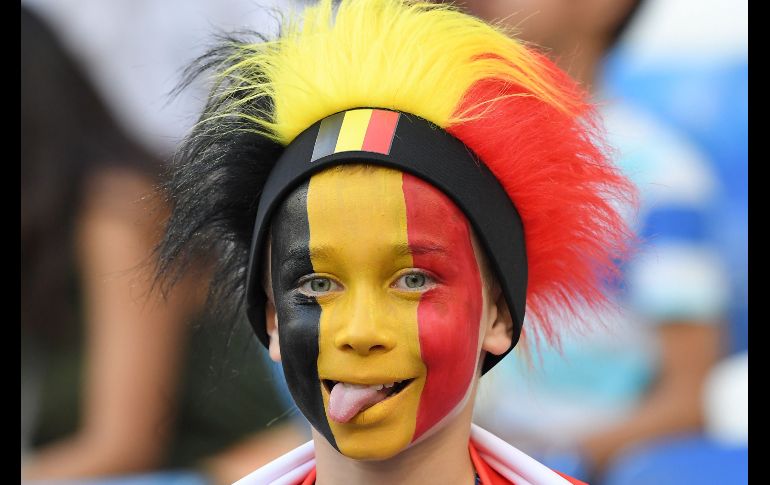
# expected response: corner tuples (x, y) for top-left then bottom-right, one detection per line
(157, 0), (636, 349)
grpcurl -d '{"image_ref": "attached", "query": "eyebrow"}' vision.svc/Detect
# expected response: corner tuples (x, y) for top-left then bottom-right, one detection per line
(277, 245), (337, 272)
(392, 242), (449, 257)
(278, 242), (449, 267)
(278, 245), (327, 267)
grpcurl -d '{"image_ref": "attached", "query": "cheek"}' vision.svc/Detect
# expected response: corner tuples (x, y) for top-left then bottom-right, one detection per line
(270, 182), (338, 449)
(403, 174), (484, 440)
(274, 286), (340, 450)
(413, 278), (482, 439)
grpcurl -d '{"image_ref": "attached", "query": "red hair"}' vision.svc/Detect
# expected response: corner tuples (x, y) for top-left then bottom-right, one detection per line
(448, 55), (637, 346)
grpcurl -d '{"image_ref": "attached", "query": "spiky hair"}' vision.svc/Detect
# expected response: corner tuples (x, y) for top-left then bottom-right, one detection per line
(156, 0), (636, 346)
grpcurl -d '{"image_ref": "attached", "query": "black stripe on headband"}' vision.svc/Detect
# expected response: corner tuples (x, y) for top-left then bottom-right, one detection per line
(245, 108), (527, 373)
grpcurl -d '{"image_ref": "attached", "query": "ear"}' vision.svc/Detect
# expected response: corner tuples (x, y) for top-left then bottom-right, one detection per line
(481, 286), (514, 356)
(265, 298), (282, 362)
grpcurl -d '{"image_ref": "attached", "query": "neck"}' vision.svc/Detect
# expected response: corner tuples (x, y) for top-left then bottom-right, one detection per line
(313, 395), (477, 485)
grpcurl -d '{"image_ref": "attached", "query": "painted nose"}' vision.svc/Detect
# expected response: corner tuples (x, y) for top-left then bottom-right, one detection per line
(333, 291), (396, 355)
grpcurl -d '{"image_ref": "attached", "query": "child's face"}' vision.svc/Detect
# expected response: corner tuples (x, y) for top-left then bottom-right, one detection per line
(267, 165), (496, 459)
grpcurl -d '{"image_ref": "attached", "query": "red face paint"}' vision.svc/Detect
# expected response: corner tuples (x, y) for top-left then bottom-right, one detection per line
(402, 173), (484, 440)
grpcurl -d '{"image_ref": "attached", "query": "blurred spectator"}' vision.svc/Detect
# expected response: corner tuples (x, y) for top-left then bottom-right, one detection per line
(21, 8), (304, 483)
(602, 17), (748, 357)
(450, 0), (733, 482)
(21, 0), (288, 158)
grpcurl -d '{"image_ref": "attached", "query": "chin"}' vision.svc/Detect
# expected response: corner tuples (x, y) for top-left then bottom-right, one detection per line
(327, 405), (416, 460)
(335, 432), (411, 461)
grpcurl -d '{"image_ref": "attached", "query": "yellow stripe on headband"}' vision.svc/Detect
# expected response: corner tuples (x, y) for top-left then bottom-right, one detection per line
(335, 109), (374, 152)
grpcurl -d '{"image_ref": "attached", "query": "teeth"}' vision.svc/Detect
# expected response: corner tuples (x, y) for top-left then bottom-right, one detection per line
(330, 380), (406, 390)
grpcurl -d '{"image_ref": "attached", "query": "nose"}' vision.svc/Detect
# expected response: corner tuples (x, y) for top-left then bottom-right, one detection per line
(333, 289), (396, 355)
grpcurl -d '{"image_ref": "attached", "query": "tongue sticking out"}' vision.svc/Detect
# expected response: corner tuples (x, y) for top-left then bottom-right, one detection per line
(328, 382), (390, 423)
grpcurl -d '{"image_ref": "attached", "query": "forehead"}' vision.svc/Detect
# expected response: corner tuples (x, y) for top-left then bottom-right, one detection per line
(273, 165), (472, 255)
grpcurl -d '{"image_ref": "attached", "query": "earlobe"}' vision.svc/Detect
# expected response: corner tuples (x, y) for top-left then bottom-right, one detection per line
(265, 299), (282, 362)
(481, 289), (514, 356)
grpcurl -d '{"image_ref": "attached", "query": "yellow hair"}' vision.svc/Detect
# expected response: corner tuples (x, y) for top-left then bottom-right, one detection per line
(209, 0), (578, 145)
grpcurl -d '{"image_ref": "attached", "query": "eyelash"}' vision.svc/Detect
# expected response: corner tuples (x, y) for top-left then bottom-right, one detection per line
(392, 270), (436, 291)
(297, 276), (342, 296)
(294, 270), (436, 296)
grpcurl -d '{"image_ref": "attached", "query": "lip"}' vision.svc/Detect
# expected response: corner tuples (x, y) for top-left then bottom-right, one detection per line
(320, 376), (416, 387)
(320, 376), (417, 387)
(321, 377), (415, 396)
(321, 376), (422, 426)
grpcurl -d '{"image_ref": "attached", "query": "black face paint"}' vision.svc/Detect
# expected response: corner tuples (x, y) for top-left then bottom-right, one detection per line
(269, 181), (337, 448)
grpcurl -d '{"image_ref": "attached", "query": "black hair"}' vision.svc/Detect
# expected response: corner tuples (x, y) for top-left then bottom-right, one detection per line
(153, 30), (283, 326)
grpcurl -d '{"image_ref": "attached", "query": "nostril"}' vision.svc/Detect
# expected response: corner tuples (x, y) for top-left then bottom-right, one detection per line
(334, 329), (396, 354)
(337, 342), (391, 355)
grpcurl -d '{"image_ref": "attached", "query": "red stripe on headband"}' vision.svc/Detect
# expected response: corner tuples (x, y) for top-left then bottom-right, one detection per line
(362, 109), (400, 154)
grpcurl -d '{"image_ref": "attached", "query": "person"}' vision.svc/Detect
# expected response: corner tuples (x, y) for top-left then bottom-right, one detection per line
(451, 0), (729, 480)
(21, 8), (303, 482)
(154, 0), (637, 483)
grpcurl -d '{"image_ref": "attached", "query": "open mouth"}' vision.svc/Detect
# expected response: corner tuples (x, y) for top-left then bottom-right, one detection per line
(323, 378), (414, 397)
(323, 378), (416, 423)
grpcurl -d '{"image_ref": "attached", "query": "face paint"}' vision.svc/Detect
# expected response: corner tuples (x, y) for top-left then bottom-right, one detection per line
(269, 166), (483, 460)
(270, 181), (337, 448)
(308, 166), (426, 459)
(402, 173), (483, 439)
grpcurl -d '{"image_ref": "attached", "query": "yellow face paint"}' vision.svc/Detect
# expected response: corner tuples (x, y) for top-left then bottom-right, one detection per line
(307, 166), (427, 459)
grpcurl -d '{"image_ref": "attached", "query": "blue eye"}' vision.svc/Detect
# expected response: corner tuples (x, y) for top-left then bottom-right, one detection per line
(299, 276), (341, 295)
(404, 274), (425, 288)
(394, 271), (434, 291)
(311, 279), (331, 292)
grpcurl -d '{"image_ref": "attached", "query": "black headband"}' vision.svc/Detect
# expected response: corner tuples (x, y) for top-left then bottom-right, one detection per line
(245, 108), (527, 373)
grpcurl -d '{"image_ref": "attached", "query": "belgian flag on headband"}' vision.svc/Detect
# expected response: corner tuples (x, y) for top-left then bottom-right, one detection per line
(311, 109), (400, 162)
